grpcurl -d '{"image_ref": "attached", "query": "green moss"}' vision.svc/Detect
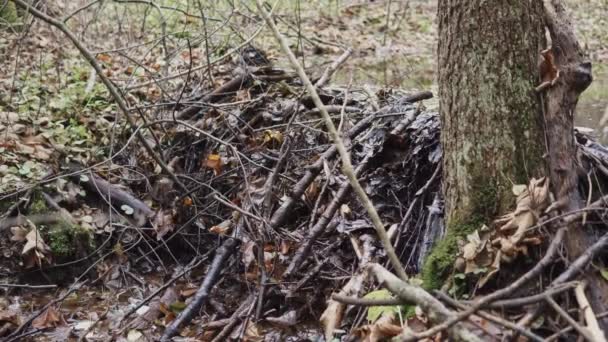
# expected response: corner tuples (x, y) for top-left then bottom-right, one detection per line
(48, 221), (95, 260)
(28, 192), (48, 215)
(421, 217), (480, 290)
(0, 2), (19, 25)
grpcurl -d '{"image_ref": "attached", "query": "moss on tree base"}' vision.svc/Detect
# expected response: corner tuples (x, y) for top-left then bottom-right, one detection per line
(421, 217), (481, 290)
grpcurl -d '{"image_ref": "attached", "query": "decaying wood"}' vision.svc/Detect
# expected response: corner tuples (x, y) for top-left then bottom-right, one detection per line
(69, 170), (154, 226)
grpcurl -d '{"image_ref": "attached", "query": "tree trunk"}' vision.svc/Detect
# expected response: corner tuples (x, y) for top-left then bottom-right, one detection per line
(423, 0), (546, 289)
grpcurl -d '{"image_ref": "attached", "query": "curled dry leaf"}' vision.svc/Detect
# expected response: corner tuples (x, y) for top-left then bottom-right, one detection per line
(22, 226), (52, 268)
(458, 178), (550, 287)
(354, 314), (403, 342)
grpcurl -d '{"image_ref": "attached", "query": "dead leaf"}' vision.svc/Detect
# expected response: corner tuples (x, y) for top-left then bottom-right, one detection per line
(32, 307), (66, 329)
(0, 309), (20, 327)
(209, 219), (233, 235)
(354, 314), (403, 342)
(204, 154), (222, 175)
(22, 227), (52, 268)
(96, 53), (112, 63)
(262, 130), (283, 148)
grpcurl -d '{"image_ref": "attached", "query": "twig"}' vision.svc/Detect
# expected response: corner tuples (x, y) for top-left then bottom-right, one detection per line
(176, 71), (252, 120)
(160, 238), (238, 341)
(547, 312), (608, 341)
(574, 281), (607, 341)
(120, 258), (206, 324)
(410, 227), (566, 340)
(435, 292), (544, 342)
(517, 231), (608, 335)
(123, 0), (280, 91)
(284, 157), (369, 277)
(256, 0), (407, 281)
(210, 295), (255, 342)
(5, 281), (87, 342)
(545, 295), (596, 341)
(0, 283), (57, 289)
(269, 112), (379, 229)
(454, 282), (578, 309)
(77, 306), (110, 342)
(315, 48), (353, 87)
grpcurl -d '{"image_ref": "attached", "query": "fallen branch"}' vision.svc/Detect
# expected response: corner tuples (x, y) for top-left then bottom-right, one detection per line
(368, 263), (481, 342)
(574, 281), (607, 341)
(69, 169), (154, 226)
(160, 238), (238, 341)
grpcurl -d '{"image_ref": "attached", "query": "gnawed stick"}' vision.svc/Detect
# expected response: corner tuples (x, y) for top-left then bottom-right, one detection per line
(160, 238), (238, 341)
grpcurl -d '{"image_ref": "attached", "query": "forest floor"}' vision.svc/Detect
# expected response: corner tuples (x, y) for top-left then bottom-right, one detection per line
(0, 0), (608, 341)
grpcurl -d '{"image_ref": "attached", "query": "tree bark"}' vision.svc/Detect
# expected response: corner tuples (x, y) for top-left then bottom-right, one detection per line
(425, 0), (547, 288)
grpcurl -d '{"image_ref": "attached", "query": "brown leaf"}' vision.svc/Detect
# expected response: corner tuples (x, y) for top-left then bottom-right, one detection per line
(22, 227), (52, 267)
(32, 307), (66, 329)
(539, 49), (559, 85)
(96, 53), (112, 63)
(204, 154), (222, 175)
(354, 315), (403, 342)
(0, 309), (20, 326)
